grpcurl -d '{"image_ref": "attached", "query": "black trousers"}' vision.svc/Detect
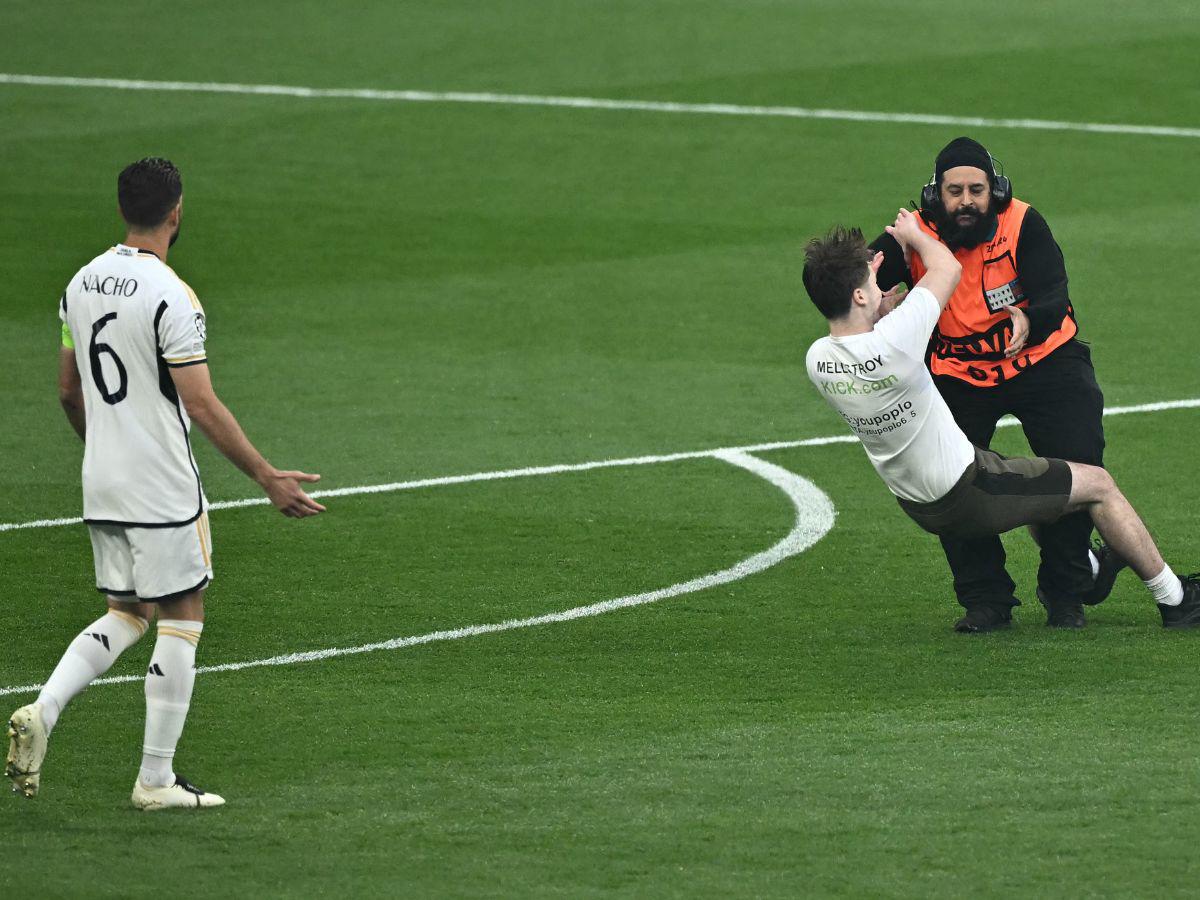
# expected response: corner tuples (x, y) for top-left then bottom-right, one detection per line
(933, 340), (1105, 609)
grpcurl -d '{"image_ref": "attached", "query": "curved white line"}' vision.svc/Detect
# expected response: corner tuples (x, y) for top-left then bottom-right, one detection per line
(2, 395), (1195, 535)
(0, 450), (835, 697)
(1, 396), (1193, 534)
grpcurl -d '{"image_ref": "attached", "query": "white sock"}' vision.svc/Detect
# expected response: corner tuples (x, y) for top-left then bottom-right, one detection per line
(36, 609), (148, 733)
(1145, 565), (1184, 606)
(1089, 549), (1101, 580)
(140, 619), (203, 789)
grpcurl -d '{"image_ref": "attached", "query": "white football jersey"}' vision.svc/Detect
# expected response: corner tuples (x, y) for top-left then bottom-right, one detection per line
(60, 244), (208, 526)
(806, 287), (976, 503)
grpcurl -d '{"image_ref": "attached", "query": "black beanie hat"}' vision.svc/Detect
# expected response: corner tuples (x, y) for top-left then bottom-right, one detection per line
(935, 137), (994, 182)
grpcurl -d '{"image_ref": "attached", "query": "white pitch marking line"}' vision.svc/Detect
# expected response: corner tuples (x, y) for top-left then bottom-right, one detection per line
(2, 73), (1200, 140)
(0, 450), (835, 698)
(1, 396), (1196, 534)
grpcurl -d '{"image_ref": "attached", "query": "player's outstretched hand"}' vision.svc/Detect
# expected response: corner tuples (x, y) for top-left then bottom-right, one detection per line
(884, 207), (922, 248)
(260, 469), (327, 518)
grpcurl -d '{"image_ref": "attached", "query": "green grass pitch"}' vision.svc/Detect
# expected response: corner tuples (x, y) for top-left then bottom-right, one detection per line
(2, 2), (1199, 896)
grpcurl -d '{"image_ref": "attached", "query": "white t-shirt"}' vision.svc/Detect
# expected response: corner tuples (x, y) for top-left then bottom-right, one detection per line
(60, 244), (209, 526)
(805, 287), (975, 503)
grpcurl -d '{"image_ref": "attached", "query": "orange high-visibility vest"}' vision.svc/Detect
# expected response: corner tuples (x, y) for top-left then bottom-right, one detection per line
(909, 198), (1076, 386)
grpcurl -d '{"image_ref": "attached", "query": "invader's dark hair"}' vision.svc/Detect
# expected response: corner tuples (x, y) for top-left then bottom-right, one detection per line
(802, 226), (872, 320)
(117, 158), (182, 228)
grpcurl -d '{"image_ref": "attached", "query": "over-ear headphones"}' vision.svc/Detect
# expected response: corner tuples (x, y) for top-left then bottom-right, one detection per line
(921, 151), (1012, 211)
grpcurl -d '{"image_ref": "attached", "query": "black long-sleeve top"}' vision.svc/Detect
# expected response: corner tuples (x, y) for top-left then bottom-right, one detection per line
(868, 206), (1073, 346)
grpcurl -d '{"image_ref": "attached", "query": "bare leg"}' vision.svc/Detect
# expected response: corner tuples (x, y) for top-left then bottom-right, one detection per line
(157, 591), (204, 623)
(1064, 463), (1165, 580)
(110, 595), (156, 621)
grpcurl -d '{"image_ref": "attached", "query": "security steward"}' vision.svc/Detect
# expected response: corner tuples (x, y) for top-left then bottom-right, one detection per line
(869, 136), (1116, 632)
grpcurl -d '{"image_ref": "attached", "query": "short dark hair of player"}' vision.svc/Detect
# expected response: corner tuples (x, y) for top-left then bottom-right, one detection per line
(802, 226), (871, 320)
(117, 158), (183, 228)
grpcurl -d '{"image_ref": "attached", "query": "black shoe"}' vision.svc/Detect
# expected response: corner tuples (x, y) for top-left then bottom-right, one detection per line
(953, 604), (1013, 633)
(1159, 574), (1200, 629)
(1082, 540), (1128, 606)
(1037, 587), (1086, 629)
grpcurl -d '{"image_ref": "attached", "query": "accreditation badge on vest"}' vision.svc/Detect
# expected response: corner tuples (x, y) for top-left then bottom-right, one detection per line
(982, 250), (1025, 313)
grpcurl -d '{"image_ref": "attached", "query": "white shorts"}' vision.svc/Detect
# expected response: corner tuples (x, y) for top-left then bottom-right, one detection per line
(88, 512), (213, 602)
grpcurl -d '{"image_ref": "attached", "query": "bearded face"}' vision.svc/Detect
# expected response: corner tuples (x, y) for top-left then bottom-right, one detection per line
(933, 202), (998, 251)
(934, 166), (997, 250)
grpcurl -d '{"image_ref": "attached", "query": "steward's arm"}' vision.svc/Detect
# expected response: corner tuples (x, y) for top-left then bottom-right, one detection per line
(868, 230), (914, 291)
(1016, 207), (1072, 345)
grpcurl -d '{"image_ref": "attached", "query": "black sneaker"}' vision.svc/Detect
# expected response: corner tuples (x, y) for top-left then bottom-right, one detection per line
(1037, 587), (1086, 629)
(953, 604), (1013, 633)
(1082, 540), (1128, 606)
(1159, 574), (1200, 629)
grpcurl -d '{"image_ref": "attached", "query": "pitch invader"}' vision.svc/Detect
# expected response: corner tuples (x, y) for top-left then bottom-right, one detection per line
(801, 209), (1199, 631)
(6, 158), (326, 810)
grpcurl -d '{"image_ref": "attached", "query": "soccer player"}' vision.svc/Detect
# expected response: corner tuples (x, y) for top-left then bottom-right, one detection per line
(802, 208), (1197, 631)
(5, 158), (326, 809)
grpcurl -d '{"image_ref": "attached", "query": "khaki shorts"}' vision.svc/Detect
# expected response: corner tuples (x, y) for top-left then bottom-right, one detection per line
(898, 447), (1073, 539)
(89, 511), (213, 602)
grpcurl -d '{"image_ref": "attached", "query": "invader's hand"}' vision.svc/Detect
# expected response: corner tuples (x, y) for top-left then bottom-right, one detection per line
(884, 207), (922, 248)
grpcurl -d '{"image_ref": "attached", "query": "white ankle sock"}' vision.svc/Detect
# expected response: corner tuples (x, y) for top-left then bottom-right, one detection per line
(1145, 565), (1184, 606)
(140, 619), (203, 788)
(1089, 549), (1101, 580)
(36, 609), (148, 733)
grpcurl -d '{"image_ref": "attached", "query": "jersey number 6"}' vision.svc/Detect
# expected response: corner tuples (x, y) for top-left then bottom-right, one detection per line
(89, 313), (129, 405)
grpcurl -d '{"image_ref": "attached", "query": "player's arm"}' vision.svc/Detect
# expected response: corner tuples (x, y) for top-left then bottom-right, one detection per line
(168, 363), (326, 518)
(58, 347), (85, 442)
(885, 208), (961, 310)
